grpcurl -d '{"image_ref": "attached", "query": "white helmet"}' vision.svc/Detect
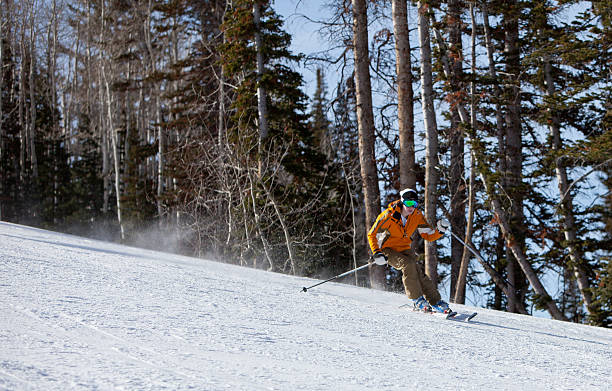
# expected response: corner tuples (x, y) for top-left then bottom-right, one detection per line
(400, 188), (418, 202)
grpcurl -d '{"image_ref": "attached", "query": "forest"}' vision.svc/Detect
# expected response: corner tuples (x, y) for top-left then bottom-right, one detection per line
(0, 0), (610, 326)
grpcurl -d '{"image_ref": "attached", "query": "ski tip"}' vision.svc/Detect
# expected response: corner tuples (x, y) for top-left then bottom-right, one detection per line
(302, 287), (308, 292)
(467, 312), (478, 321)
(445, 311), (458, 319)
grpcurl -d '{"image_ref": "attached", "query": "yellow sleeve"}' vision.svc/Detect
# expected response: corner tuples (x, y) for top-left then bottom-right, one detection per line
(415, 210), (443, 242)
(367, 210), (392, 254)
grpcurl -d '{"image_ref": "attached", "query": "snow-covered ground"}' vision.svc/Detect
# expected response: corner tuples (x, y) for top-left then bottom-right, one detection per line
(1, 222), (610, 390)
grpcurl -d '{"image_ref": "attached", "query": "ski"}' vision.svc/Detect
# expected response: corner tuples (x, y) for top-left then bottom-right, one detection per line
(446, 311), (478, 322)
(399, 303), (478, 322)
(445, 311), (458, 319)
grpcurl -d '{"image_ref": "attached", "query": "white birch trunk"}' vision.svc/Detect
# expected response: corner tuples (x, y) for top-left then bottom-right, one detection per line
(103, 65), (124, 240)
(454, 2), (477, 304)
(418, 1), (439, 282)
(98, 2), (110, 215)
(27, 2), (37, 179)
(544, 58), (593, 314)
(352, 0), (383, 288)
(352, 0), (381, 229)
(480, 175), (567, 321)
(253, 0), (269, 176)
(144, 0), (164, 225)
(0, 3), (4, 219)
(392, 0), (416, 189)
(18, 9), (26, 182)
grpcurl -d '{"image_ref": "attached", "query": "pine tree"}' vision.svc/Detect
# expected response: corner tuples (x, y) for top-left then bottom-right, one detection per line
(310, 68), (332, 159)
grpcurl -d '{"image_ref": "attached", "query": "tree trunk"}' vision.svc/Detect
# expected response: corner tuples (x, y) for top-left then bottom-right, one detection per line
(503, 1), (526, 314)
(246, 166), (274, 271)
(391, 0), (416, 189)
(103, 63), (125, 240)
(253, 0), (269, 178)
(262, 180), (296, 275)
(417, 1), (439, 283)
(0, 3), (4, 220)
(145, 0), (164, 226)
(544, 58), (593, 315)
(445, 0), (466, 297)
(85, 0), (93, 140)
(99, 3), (124, 240)
(482, 3), (517, 310)
(480, 175), (567, 321)
(48, 0), (59, 224)
(351, 0), (383, 288)
(27, 3), (37, 179)
(99, 3), (110, 216)
(454, 2), (477, 304)
(18, 11), (26, 183)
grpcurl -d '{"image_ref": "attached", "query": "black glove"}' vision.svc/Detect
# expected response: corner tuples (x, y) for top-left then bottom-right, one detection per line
(373, 251), (388, 266)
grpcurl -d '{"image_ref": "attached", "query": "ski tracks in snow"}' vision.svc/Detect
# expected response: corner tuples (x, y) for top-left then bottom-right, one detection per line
(1, 222), (612, 390)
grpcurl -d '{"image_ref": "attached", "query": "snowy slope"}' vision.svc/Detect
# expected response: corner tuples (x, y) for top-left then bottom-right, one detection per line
(1, 222), (610, 391)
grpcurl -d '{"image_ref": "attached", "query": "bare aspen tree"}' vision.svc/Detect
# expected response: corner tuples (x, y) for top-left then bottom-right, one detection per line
(253, 0), (269, 178)
(417, 1), (439, 283)
(48, 0), (60, 223)
(480, 174), (567, 320)
(98, 2), (110, 215)
(66, 16), (81, 157)
(27, 1), (37, 179)
(103, 64), (124, 240)
(98, 1), (125, 239)
(0, 3), (4, 219)
(16, 2), (23, 179)
(144, 0), (164, 225)
(217, 1), (227, 148)
(351, 0), (382, 287)
(86, 0), (93, 132)
(18, 3), (27, 182)
(48, 0), (58, 139)
(246, 163), (274, 270)
(481, 3), (514, 308)
(124, 36), (133, 223)
(453, 2), (477, 304)
(544, 57), (593, 315)
(444, 0), (467, 297)
(391, 0), (416, 189)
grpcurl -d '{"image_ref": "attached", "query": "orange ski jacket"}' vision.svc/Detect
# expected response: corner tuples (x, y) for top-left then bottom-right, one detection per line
(368, 200), (443, 254)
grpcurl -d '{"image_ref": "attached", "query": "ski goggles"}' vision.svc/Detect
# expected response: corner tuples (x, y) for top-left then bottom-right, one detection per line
(403, 199), (419, 208)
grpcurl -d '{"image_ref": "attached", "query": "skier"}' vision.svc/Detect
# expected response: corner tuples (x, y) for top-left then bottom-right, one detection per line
(368, 188), (451, 313)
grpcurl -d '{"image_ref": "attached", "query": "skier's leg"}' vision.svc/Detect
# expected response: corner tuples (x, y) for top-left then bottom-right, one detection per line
(383, 248), (423, 299)
(418, 268), (441, 305)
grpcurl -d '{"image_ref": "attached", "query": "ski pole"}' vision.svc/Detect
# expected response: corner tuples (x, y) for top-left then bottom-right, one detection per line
(301, 262), (371, 292)
(447, 230), (515, 290)
(448, 230), (486, 266)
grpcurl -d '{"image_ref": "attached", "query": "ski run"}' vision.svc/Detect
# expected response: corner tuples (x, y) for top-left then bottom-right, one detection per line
(1, 221), (611, 390)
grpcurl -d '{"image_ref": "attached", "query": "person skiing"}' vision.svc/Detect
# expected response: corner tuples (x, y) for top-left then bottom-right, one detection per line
(368, 188), (451, 313)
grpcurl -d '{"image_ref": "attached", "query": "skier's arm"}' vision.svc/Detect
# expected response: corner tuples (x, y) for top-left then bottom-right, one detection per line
(415, 210), (443, 241)
(367, 210), (392, 254)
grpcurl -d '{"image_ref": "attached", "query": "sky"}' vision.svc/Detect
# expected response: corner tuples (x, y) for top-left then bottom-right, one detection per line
(273, 0), (336, 96)
(1, 221), (611, 390)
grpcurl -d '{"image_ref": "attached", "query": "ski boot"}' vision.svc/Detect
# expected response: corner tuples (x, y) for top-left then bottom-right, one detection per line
(431, 300), (452, 314)
(413, 296), (432, 312)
